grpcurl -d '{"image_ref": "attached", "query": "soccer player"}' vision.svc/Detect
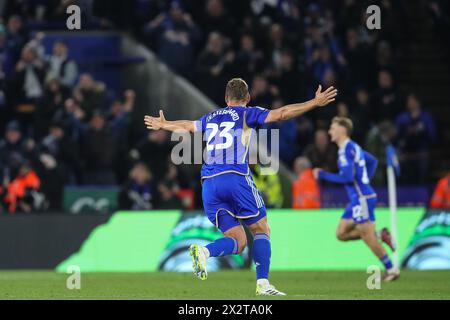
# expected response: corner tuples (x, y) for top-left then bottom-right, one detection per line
(313, 117), (399, 281)
(144, 78), (337, 295)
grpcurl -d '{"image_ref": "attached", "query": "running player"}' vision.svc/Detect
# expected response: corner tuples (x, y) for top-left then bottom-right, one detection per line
(145, 78), (337, 295)
(313, 116), (399, 281)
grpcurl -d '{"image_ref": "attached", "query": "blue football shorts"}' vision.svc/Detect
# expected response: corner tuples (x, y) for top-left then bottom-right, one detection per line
(342, 196), (377, 224)
(202, 173), (267, 233)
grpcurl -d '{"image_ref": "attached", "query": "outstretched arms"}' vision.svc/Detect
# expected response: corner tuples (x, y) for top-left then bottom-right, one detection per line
(264, 85), (337, 123)
(144, 110), (196, 132)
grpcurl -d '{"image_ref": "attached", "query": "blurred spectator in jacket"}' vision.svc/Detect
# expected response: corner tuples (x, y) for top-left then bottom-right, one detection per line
(80, 111), (118, 185)
(196, 32), (235, 105)
(270, 49), (303, 103)
(35, 77), (71, 138)
(235, 33), (264, 81)
(430, 173), (450, 209)
(4, 15), (27, 74)
(145, 0), (201, 78)
(3, 160), (45, 213)
(156, 163), (183, 209)
(365, 120), (397, 186)
(263, 98), (298, 166)
(395, 93), (436, 184)
(351, 87), (373, 144)
(373, 69), (401, 122)
(40, 121), (82, 184)
(73, 73), (107, 120)
(132, 129), (172, 183)
(292, 156), (320, 209)
(119, 162), (155, 210)
(250, 74), (278, 108)
(303, 129), (337, 172)
(251, 164), (283, 208)
(46, 40), (78, 87)
(8, 44), (46, 124)
(201, 0), (235, 38)
(0, 121), (29, 181)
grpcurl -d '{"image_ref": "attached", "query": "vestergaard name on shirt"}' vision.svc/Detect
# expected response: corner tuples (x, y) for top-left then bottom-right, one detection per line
(206, 108), (240, 122)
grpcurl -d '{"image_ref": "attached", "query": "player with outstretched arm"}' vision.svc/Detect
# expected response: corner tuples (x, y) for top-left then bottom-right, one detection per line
(313, 117), (399, 281)
(144, 78), (337, 295)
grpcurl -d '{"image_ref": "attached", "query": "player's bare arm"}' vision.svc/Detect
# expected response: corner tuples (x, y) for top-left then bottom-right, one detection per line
(264, 85), (337, 123)
(144, 110), (196, 132)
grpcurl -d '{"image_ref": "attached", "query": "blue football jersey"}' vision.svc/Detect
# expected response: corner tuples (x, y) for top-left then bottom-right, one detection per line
(195, 106), (270, 179)
(319, 139), (377, 200)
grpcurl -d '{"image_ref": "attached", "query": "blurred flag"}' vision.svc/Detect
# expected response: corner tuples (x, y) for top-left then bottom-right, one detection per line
(386, 144), (400, 177)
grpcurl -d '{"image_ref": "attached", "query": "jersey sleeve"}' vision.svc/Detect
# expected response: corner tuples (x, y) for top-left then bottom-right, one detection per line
(363, 151), (378, 179)
(194, 114), (207, 132)
(318, 143), (355, 184)
(245, 106), (270, 128)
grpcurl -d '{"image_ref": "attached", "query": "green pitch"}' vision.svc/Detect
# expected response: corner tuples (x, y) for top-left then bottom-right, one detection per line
(0, 270), (449, 300)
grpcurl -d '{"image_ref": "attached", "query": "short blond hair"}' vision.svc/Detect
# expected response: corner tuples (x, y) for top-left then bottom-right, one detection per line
(332, 116), (353, 135)
(225, 78), (249, 102)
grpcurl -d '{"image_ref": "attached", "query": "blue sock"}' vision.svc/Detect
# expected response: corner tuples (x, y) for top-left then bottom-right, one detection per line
(380, 254), (393, 270)
(205, 237), (238, 257)
(253, 233), (271, 280)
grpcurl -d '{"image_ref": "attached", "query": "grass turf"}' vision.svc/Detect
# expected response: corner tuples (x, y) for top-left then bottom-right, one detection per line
(0, 270), (449, 300)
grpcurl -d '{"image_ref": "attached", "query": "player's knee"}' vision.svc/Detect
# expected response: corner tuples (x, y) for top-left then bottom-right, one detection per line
(236, 238), (247, 254)
(336, 229), (347, 241)
(249, 219), (270, 236)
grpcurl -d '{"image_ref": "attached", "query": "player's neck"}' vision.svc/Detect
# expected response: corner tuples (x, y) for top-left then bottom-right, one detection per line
(227, 101), (247, 107)
(337, 137), (350, 148)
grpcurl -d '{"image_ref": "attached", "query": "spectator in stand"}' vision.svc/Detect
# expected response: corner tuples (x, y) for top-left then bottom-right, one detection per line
(119, 162), (155, 210)
(3, 160), (44, 213)
(0, 121), (28, 182)
(108, 89), (136, 183)
(430, 173), (450, 209)
(351, 87), (373, 144)
(195, 32), (235, 105)
(0, 23), (14, 77)
(251, 164), (283, 209)
(365, 121), (397, 186)
(250, 74), (278, 108)
(72, 73), (107, 120)
(376, 41), (395, 72)
(235, 33), (264, 81)
(266, 24), (286, 71)
(292, 156), (320, 209)
(133, 129), (172, 183)
(395, 93), (436, 184)
(303, 129), (337, 173)
(80, 110), (118, 185)
(8, 44), (47, 128)
(263, 98), (298, 166)
(270, 49), (303, 103)
(34, 151), (65, 211)
(344, 28), (375, 87)
(373, 69), (401, 122)
(35, 77), (70, 138)
(156, 163), (183, 209)
(4, 15), (27, 75)
(40, 121), (82, 185)
(144, 0), (201, 78)
(201, 0), (235, 39)
(295, 117), (315, 155)
(46, 40), (78, 88)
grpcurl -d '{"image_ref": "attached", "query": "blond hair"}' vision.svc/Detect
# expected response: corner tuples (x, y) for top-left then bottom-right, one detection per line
(332, 116), (353, 135)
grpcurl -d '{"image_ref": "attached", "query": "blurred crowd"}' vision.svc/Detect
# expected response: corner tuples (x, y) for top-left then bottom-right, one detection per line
(139, 1), (442, 196)
(0, 0), (448, 212)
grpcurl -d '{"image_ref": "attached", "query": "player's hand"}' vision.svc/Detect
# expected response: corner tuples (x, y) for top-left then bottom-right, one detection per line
(144, 110), (166, 130)
(314, 85), (337, 107)
(312, 168), (322, 179)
